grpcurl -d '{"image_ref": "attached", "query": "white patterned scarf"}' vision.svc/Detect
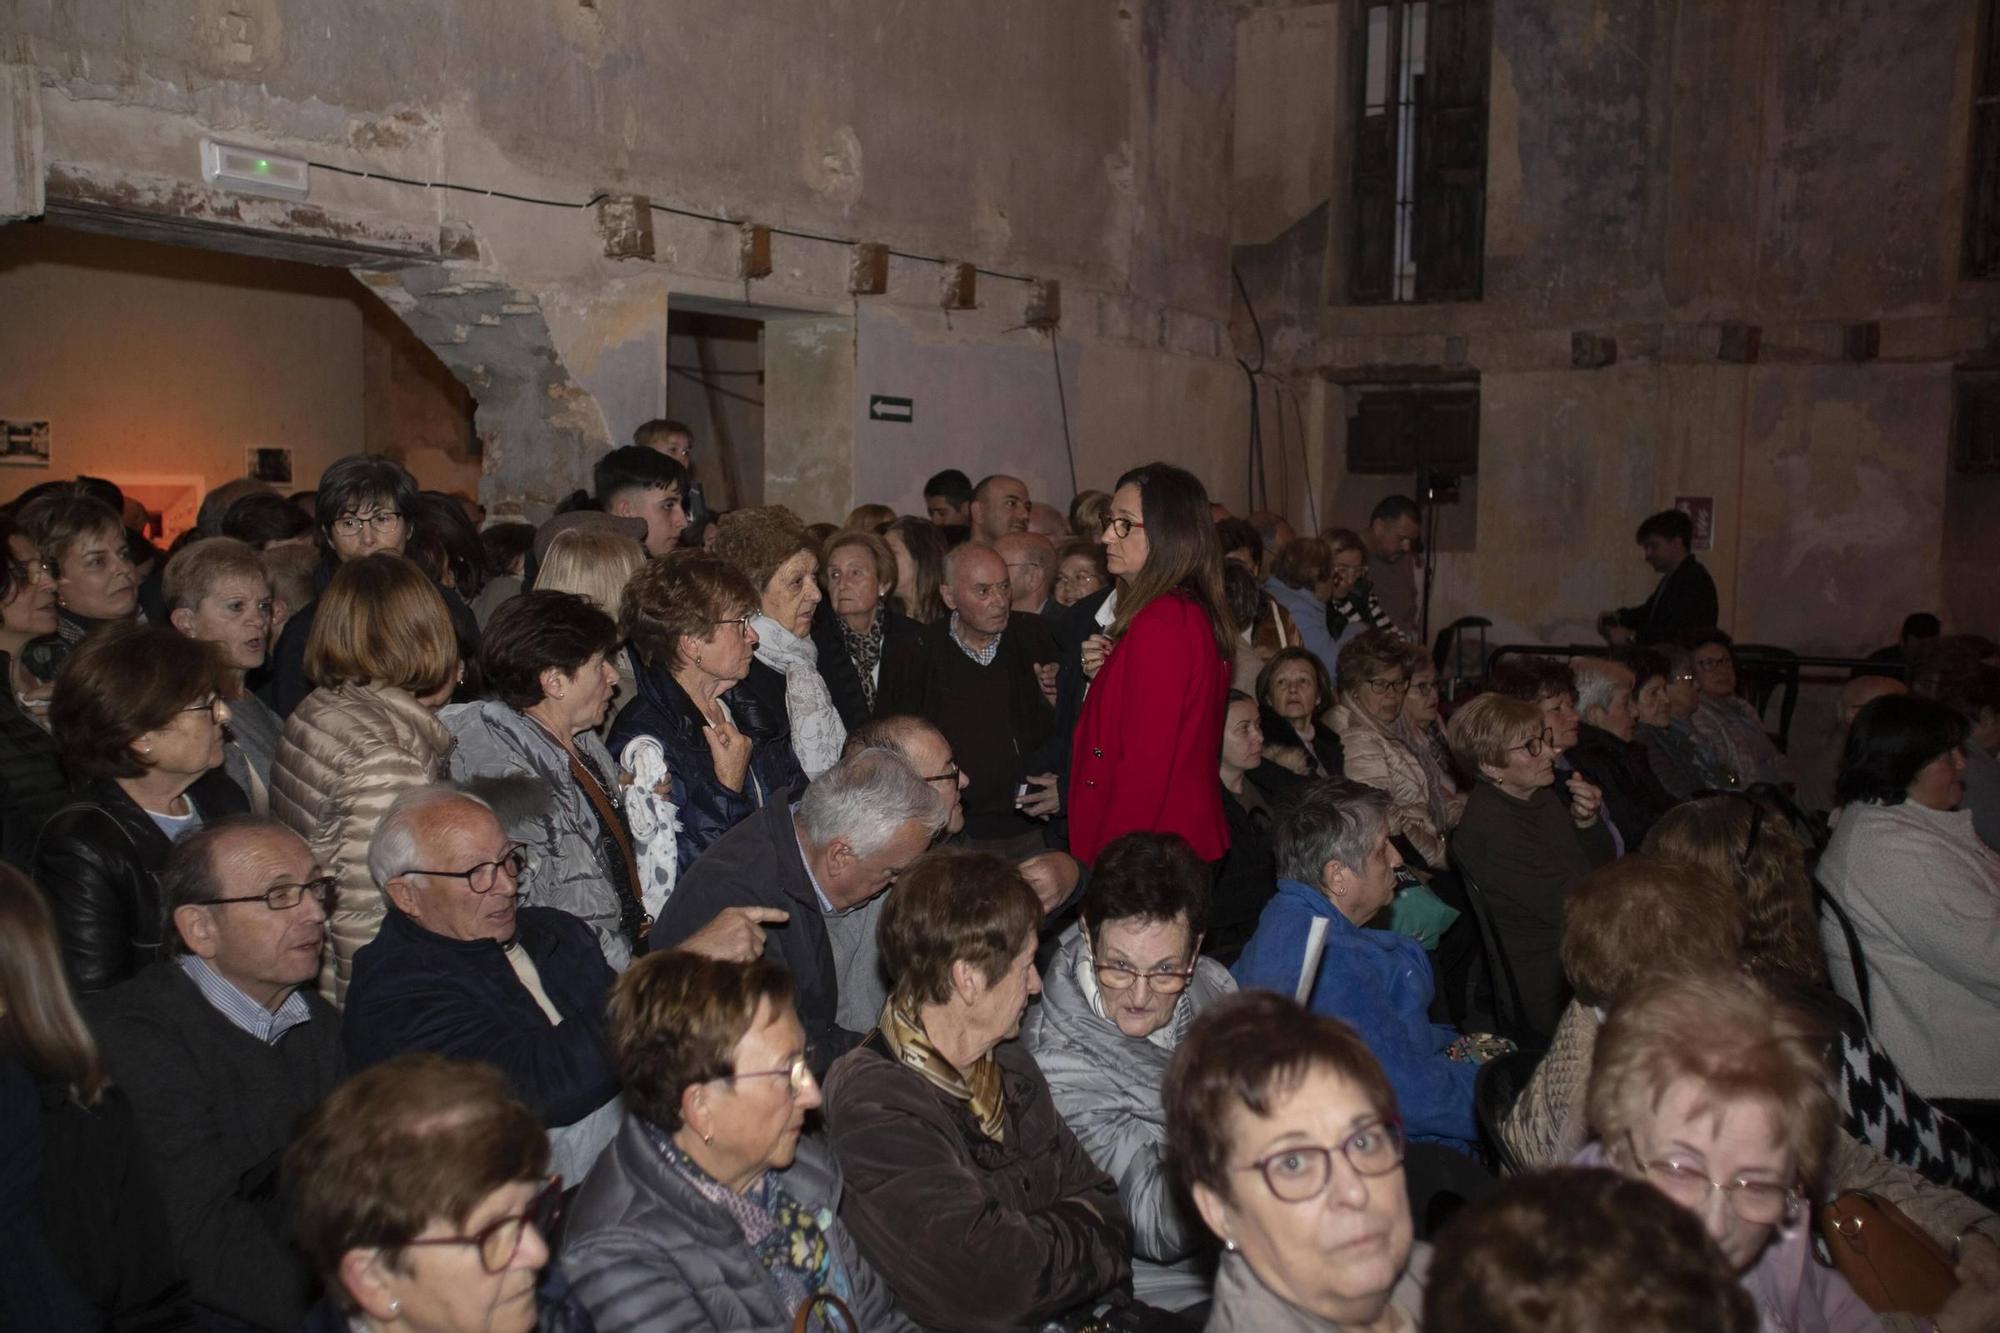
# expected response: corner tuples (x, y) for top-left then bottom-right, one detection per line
(750, 613), (847, 779)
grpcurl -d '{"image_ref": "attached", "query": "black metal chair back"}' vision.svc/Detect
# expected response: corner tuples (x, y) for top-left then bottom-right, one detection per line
(1813, 876), (1872, 1025)
(1454, 864), (1533, 1044)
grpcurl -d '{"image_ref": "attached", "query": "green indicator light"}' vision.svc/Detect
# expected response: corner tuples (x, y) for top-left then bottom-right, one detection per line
(256, 159), (270, 173)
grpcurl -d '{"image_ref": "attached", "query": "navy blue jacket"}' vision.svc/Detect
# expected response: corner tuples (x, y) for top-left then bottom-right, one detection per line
(605, 660), (806, 877)
(345, 903), (618, 1129)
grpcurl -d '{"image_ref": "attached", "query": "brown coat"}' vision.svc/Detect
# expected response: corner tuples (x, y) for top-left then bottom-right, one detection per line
(269, 683), (452, 1007)
(823, 1033), (1131, 1333)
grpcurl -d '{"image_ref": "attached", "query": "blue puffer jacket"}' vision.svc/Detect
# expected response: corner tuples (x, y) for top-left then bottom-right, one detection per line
(604, 661), (806, 878)
(1232, 878), (1478, 1152)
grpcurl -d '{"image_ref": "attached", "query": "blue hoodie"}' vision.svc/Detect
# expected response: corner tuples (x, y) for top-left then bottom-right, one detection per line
(1232, 878), (1479, 1152)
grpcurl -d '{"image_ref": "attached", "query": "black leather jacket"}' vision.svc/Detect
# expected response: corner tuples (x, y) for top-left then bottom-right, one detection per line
(31, 770), (249, 994)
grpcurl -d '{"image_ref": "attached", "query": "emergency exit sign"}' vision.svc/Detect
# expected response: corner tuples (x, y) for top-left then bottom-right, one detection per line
(868, 394), (914, 423)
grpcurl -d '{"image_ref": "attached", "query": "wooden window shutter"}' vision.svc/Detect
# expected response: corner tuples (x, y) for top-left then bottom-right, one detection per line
(1349, 3), (1401, 304)
(1414, 0), (1491, 303)
(1966, 0), (2000, 279)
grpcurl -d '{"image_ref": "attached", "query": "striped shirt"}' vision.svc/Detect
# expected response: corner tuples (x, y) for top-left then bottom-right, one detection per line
(177, 954), (314, 1046)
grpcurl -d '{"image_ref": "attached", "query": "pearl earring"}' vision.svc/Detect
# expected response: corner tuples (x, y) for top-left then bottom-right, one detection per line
(1223, 1238), (1238, 1252)
(388, 1297), (402, 1315)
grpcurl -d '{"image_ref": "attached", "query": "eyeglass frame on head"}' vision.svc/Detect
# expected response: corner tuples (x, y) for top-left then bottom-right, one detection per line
(718, 1050), (818, 1099)
(403, 844), (531, 895)
(398, 1175), (565, 1274)
(1231, 1116), (1407, 1203)
(198, 875), (337, 912)
(1621, 1133), (1800, 1225)
(329, 511), (404, 537)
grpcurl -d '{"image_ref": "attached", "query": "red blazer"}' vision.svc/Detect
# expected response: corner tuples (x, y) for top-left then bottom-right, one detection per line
(1068, 590), (1232, 864)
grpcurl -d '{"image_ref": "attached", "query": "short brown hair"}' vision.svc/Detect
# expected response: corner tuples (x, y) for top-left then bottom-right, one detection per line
(50, 622), (231, 782)
(823, 527), (898, 594)
(1335, 629), (1409, 696)
(880, 848), (1041, 1007)
(260, 542), (319, 616)
(843, 503), (897, 533)
(713, 505), (814, 597)
(479, 590), (620, 712)
(1587, 970), (1837, 1195)
(1166, 989), (1398, 1203)
(14, 490), (125, 571)
(304, 554), (458, 698)
(1642, 796), (1824, 986)
(1560, 855), (1744, 1009)
(1322, 526), (1368, 560)
(1491, 655), (1577, 705)
(535, 525), (647, 615)
(287, 1053), (548, 1306)
(1256, 646), (1332, 716)
(162, 536), (268, 612)
(1425, 1167), (1757, 1333)
(1269, 535), (1333, 591)
(609, 951), (795, 1133)
(1445, 691), (1545, 774)
(619, 548), (759, 672)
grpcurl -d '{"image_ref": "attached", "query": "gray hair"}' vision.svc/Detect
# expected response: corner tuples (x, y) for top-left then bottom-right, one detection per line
(797, 747), (946, 859)
(1273, 779), (1393, 885)
(942, 539), (1002, 586)
(1572, 656), (1633, 721)
(367, 784), (497, 890)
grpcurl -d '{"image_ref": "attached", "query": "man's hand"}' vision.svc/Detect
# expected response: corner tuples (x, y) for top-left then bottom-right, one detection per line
(1017, 772), (1060, 819)
(675, 906), (789, 962)
(1035, 661), (1060, 708)
(1080, 633), (1112, 680)
(1017, 851), (1080, 916)
(1565, 772), (1603, 828)
(703, 715), (752, 792)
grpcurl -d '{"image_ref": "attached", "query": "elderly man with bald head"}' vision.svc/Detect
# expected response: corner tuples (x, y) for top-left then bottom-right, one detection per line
(996, 530), (1060, 619)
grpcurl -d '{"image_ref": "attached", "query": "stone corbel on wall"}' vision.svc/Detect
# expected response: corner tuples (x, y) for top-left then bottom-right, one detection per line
(1, 65), (45, 224)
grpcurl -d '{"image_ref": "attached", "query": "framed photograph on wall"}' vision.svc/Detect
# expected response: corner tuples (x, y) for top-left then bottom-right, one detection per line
(247, 447), (294, 485)
(0, 419), (51, 468)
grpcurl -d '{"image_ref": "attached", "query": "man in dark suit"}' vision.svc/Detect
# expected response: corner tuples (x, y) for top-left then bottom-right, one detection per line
(1600, 508), (1719, 646)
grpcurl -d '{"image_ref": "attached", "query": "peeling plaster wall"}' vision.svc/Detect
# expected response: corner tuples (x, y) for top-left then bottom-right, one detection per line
(1233, 0), (2000, 653)
(4, 1), (1252, 518)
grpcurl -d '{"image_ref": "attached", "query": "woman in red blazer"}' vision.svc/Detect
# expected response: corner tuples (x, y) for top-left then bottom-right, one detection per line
(1069, 463), (1235, 864)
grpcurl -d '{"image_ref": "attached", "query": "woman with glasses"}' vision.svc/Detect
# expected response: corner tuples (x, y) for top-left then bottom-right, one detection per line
(607, 550), (808, 881)
(12, 489), (141, 647)
(1321, 527), (1401, 647)
(1071, 462), (1235, 866)
(810, 527), (919, 730)
(1259, 646), (1344, 780)
(1445, 692), (1612, 1043)
(288, 1052), (593, 1333)
(1023, 831), (1237, 1311)
(1686, 630), (1784, 788)
(1582, 970), (2000, 1332)
(33, 622), (249, 992)
(1166, 989), (1428, 1331)
(824, 849), (1131, 1331)
(446, 591), (645, 971)
(1052, 537), (1110, 608)
(1399, 651), (1468, 823)
(1330, 632), (1454, 872)
(564, 951), (913, 1331)
(270, 553), (459, 1005)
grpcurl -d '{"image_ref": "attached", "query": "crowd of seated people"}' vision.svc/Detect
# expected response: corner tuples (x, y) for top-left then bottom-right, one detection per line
(6, 437), (2000, 1333)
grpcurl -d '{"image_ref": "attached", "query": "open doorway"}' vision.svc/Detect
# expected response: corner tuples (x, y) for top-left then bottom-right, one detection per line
(666, 307), (764, 510)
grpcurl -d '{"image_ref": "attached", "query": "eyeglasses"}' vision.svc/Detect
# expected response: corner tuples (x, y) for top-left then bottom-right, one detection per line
(181, 695), (226, 715)
(401, 1176), (565, 1274)
(1331, 562), (1367, 579)
(406, 845), (530, 894)
(1671, 673), (1697, 685)
(1693, 656), (1732, 672)
(1363, 675), (1411, 697)
(1508, 729), (1556, 758)
(1409, 679), (1440, 696)
(1055, 571), (1104, 590)
(1101, 516), (1145, 539)
(1624, 1136), (1799, 1225)
(1233, 1118), (1406, 1203)
(199, 875), (336, 912)
(330, 511), (403, 537)
(922, 762), (962, 785)
(711, 616), (754, 638)
(1092, 958), (1199, 994)
(720, 1051), (818, 1099)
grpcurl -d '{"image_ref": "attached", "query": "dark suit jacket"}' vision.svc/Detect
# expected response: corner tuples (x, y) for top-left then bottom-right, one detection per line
(809, 600), (921, 731)
(1614, 555), (1719, 645)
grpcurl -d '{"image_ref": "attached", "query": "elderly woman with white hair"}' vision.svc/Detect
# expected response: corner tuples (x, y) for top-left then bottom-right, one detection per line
(1565, 651), (1678, 847)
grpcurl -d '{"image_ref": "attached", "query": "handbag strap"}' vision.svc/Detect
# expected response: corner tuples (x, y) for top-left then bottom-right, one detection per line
(565, 747), (646, 930)
(790, 1292), (859, 1333)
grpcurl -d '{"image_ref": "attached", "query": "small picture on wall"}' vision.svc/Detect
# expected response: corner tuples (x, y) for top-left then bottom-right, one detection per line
(247, 447), (294, 485)
(0, 419), (51, 468)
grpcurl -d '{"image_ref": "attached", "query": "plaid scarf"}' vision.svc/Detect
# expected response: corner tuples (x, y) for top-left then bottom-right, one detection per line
(879, 997), (1007, 1143)
(836, 604), (887, 713)
(648, 1125), (852, 1327)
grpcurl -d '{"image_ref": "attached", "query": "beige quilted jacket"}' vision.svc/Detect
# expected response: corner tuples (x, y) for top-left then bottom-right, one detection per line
(1328, 700), (1449, 868)
(269, 683), (452, 1007)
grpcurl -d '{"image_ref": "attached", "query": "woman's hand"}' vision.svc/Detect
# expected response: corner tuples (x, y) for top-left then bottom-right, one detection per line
(703, 715), (752, 792)
(1933, 1232), (2000, 1333)
(1080, 633), (1112, 680)
(1565, 772), (1603, 828)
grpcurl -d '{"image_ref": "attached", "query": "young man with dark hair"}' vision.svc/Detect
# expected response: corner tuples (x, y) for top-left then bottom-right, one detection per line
(923, 468), (973, 527)
(1362, 494), (1423, 637)
(1599, 507), (1719, 646)
(594, 445), (690, 557)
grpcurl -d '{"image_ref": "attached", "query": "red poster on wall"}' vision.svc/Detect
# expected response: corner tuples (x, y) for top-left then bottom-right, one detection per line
(1675, 496), (1714, 551)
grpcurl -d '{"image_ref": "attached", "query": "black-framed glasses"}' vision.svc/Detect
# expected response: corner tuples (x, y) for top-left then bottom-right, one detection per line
(1509, 729), (1555, 758)
(199, 876), (336, 912)
(1623, 1134), (1799, 1225)
(1363, 675), (1411, 696)
(1233, 1118), (1406, 1203)
(1101, 516), (1144, 539)
(330, 511), (403, 537)
(406, 845), (530, 894)
(181, 695), (225, 715)
(922, 762), (962, 785)
(711, 616), (754, 638)
(401, 1175), (565, 1274)
(720, 1051), (817, 1099)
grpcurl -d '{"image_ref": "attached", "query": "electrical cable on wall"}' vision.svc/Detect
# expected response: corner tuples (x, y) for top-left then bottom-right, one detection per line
(1231, 264), (1270, 514)
(1045, 329), (1080, 500)
(1280, 380), (1320, 533)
